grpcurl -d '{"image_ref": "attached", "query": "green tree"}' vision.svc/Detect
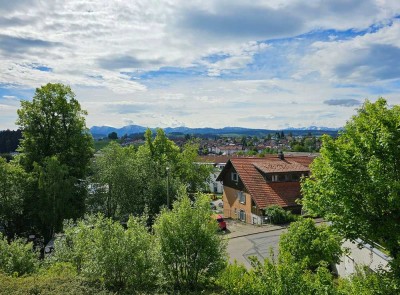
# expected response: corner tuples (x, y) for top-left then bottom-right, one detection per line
(17, 83), (93, 177)
(0, 158), (32, 237)
(16, 83), (94, 241)
(107, 131), (118, 140)
(301, 98), (400, 273)
(35, 156), (76, 239)
(154, 192), (227, 291)
(279, 218), (342, 271)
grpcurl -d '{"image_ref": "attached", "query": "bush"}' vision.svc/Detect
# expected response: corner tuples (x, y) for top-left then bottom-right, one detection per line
(217, 257), (337, 295)
(265, 205), (296, 224)
(0, 233), (38, 276)
(50, 214), (160, 292)
(0, 262), (111, 295)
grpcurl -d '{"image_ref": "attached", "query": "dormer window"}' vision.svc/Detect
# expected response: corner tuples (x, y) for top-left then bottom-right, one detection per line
(231, 172), (238, 182)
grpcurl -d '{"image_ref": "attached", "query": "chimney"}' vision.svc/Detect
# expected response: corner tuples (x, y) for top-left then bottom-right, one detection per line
(278, 150), (284, 160)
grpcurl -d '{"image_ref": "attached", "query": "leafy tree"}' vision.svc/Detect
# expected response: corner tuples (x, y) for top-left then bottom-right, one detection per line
(301, 98), (400, 273)
(107, 131), (118, 140)
(154, 192), (227, 291)
(16, 83), (94, 241)
(279, 218), (342, 271)
(34, 156), (76, 240)
(0, 158), (32, 237)
(51, 214), (159, 292)
(17, 83), (93, 177)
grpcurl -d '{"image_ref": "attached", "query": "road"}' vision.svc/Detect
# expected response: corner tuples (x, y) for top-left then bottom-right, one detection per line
(227, 228), (287, 268)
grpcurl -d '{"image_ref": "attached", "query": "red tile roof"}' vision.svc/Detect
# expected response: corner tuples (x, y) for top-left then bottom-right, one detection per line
(227, 156), (315, 208)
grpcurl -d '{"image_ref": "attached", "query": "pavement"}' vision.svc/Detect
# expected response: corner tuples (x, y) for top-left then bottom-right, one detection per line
(221, 217), (325, 268)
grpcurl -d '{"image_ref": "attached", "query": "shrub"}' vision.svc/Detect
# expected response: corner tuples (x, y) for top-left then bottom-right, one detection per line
(50, 214), (160, 292)
(0, 262), (111, 295)
(265, 205), (296, 224)
(0, 233), (38, 276)
(217, 257), (337, 295)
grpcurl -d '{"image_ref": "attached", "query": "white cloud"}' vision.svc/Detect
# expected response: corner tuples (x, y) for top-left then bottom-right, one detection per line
(1, 0), (400, 130)
(300, 20), (400, 82)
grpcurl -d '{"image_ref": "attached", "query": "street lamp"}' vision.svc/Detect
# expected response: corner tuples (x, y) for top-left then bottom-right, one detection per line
(166, 167), (170, 209)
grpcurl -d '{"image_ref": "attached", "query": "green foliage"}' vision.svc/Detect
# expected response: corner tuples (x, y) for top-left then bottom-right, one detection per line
(0, 233), (38, 276)
(217, 257), (337, 295)
(0, 158), (32, 236)
(337, 267), (399, 295)
(301, 98), (400, 271)
(15, 83), (94, 241)
(91, 129), (212, 219)
(154, 192), (227, 291)
(265, 205), (296, 224)
(51, 214), (159, 292)
(279, 218), (342, 271)
(17, 83), (94, 177)
(0, 262), (111, 295)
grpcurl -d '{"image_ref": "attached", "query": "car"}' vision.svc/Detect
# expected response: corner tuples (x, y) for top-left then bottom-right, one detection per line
(215, 214), (227, 231)
(218, 201), (223, 208)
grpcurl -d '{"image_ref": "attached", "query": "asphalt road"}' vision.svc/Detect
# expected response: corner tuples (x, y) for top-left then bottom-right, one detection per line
(227, 227), (287, 268)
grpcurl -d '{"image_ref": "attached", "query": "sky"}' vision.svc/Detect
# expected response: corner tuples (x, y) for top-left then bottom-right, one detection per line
(1, 0), (400, 130)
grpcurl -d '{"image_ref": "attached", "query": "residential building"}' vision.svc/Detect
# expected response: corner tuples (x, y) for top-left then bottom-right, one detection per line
(216, 153), (315, 224)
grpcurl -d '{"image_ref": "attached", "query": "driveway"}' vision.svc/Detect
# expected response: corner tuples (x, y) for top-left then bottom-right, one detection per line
(227, 228), (286, 268)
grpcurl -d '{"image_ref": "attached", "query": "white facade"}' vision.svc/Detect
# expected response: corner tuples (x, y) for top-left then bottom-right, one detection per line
(208, 163), (225, 194)
(335, 239), (391, 277)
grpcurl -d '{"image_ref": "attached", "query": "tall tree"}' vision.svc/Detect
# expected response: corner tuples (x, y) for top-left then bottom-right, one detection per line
(17, 83), (93, 178)
(301, 98), (400, 273)
(16, 83), (94, 240)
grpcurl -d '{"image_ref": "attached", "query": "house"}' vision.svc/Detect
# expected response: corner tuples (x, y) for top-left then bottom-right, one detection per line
(216, 152), (315, 224)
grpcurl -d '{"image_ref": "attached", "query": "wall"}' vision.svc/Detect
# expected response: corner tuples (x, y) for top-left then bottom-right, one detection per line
(335, 239), (391, 277)
(222, 186), (252, 223)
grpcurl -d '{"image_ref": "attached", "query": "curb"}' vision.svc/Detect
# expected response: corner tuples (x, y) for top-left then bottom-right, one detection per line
(227, 225), (287, 239)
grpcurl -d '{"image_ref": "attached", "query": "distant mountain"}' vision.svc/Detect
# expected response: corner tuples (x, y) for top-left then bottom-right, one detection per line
(286, 126), (341, 131)
(90, 124), (340, 138)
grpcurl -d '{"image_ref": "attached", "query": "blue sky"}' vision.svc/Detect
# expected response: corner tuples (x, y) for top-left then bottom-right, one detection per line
(1, 0), (400, 129)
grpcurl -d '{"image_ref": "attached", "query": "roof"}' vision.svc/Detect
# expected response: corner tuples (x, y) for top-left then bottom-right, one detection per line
(253, 158), (310, 173)
(217, 155), (315, 208)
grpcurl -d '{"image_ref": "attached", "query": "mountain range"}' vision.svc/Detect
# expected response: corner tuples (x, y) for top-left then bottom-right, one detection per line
(90, 125), (340, 138)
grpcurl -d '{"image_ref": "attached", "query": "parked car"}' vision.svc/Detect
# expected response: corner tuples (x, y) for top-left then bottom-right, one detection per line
(218, 201), (223, 208)
(210, 202), (217, 210)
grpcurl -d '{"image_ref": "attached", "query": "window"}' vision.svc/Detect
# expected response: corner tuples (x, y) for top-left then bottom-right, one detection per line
(265, 174), (272, 182)
(238, 191), (246, 204)
(231, 172), (238, 182)
(272, 175), (278, 182)
(239, 210), (246, 221)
